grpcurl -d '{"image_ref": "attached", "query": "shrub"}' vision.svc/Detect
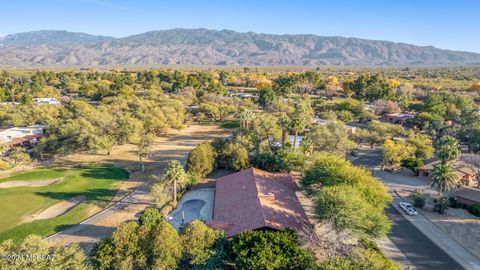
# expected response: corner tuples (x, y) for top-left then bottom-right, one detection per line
(408, 189), (425, 208)
(402, 157), (424, 174)
(469, 204), (480, 217)
(318, 247), (401, 270)
(448, 197), (460, 208)
(0, 159), (12, 170)
(433, 196), (449, 214)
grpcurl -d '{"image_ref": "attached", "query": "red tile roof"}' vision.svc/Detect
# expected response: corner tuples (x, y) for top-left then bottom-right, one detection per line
(5, 134), (42, 146)
(208, 168), (312, 237)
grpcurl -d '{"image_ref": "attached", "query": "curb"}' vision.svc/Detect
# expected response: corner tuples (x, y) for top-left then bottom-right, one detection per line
(393, 189), (480, 268)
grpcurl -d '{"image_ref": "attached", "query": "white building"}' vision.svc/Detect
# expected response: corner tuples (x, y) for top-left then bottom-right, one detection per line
(0, 125), (45, 145)
(33, 98), (61, 105)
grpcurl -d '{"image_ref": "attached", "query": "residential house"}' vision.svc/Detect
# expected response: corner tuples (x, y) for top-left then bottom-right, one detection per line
(33, 98), (61, 105)
(418, 159), (477, 187)
(383, 113), (414, 126)
(455, 187), (480, 206)
(0, 125), (45, 151)
(312, 117), (357, 134)
(207, 168), (312, 237)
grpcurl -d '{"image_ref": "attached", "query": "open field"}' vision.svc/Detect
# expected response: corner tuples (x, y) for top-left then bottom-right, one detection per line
(0, 165), (128, 242)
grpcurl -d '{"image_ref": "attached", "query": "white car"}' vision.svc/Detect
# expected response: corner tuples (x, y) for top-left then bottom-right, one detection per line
(398, 202), (418, 216)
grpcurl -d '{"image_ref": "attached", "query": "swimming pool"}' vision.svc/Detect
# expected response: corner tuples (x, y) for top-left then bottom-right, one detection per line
(167, 188), (215, 230)
(172, 199), (206, 225)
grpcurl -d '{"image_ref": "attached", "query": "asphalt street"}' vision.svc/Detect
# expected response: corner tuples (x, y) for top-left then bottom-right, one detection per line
(350, 146), (468, 270)
(387, 205), (464, 270)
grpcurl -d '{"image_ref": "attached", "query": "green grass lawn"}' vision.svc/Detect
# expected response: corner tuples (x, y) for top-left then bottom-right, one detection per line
(220, 119), (240, 129)
(0, 165), (128, 243)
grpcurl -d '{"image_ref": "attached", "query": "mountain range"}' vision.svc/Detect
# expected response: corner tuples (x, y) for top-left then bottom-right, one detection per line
(0, 28), (479, 67)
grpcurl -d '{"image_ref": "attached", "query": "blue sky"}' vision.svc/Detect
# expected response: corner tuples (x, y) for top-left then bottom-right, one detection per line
(0, 0), (479, 52)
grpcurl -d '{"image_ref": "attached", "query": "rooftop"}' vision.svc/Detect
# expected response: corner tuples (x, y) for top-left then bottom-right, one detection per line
(209, 168), (311, 237)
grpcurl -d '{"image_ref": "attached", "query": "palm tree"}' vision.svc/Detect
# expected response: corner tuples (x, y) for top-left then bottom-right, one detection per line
(277, 115), (291, 147)
(238, 108), (255, 129)
(162, 160), (187, 207)
(430, 163), (459, 194)
(436, 135), (460, 164)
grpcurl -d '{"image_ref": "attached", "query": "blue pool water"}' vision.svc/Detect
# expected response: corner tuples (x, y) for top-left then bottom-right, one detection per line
(172, 199), (206, 225)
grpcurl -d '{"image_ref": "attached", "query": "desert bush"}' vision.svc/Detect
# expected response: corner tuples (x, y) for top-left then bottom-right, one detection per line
(433, 196), (449, 214)
(469, 204), (480, 217)
(408, 189), (425, 208)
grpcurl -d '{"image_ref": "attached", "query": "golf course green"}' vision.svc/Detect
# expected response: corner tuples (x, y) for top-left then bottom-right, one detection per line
(0, 165), (128, 242)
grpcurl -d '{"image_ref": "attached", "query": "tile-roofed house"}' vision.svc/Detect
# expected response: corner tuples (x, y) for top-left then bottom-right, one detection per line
(383, 113), (415, 125)
(208, 168), (311, 237)
(418, 159), (477, 187)
(455, 187), (480, 206)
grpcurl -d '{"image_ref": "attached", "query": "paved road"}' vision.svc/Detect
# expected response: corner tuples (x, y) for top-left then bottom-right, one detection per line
(350, 146), (478, 269)
(387, 203), (464, 270)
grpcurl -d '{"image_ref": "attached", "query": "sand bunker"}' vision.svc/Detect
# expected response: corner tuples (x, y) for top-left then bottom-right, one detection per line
(0, 179), (60, 188)
(22, 195), (86, 223)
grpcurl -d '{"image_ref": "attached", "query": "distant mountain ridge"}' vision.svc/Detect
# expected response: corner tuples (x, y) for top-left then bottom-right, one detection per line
(0, 28), (479, 67)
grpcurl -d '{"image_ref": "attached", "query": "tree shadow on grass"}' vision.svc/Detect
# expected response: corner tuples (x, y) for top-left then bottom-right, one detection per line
(79, 166), (129, 180)
(36, 188), (118, 202)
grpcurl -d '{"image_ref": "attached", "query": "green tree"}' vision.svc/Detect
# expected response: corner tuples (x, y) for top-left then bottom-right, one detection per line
(314, 185), (391, 238)
(290, 98), (314, 149)
(223, 142), (250, 171)
(344, 74), (394, 102)
(231, 229), (315, 270)
(277, 114), (291, 147)
(382, 139), (416, 169)
(151, 221), (183, 270)
(0, 235), (90, 270)
(187, 142), (216, 178)
(8, 147), (32, 166)
(90, 237), (115, 270)
(134, 131), (155, 173)
(302, 154), (392, 209)
(181, 220), (225, 268)
(304, 122), (356, 156)
(110, 221), (145, 269)
(407, 132), (434, 160)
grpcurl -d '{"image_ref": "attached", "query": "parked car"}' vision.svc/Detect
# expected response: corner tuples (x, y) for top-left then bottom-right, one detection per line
(399, 202), (418, 215)
(350, 150), (360, 156)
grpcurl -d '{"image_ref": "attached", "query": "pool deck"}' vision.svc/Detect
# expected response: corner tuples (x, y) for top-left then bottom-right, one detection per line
(167, 188), (215, 230)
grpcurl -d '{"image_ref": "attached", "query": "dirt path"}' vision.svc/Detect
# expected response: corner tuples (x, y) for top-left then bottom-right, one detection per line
(45, 124), (229, 254)
(0, 179), (60, 188)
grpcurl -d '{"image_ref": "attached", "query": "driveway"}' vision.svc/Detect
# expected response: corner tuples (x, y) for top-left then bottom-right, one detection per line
(46, 124), (229, 254)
